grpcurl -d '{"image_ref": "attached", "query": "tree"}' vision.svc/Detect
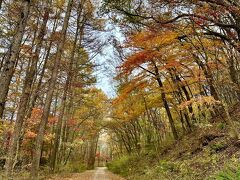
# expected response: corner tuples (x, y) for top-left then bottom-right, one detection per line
(0, 0), (31, 118)
(5, 2), (51, 176)
(30, 0), (74, 178)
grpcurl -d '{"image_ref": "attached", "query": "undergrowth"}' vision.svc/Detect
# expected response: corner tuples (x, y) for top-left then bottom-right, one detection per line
(57, 161), (87, 174)
(107, 124), (240, 180)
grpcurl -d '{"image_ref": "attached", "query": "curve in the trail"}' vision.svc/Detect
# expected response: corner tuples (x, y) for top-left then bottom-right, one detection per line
(48, 167), (125, 180)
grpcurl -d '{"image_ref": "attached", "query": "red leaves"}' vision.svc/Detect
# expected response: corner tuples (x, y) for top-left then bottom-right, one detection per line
(120, 50), (158, 73)
(95, 152), (100, 157)
(66, 118), (78, 127)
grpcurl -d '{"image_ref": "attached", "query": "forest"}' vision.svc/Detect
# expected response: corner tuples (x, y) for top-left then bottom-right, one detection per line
(0, 0), (240, 180)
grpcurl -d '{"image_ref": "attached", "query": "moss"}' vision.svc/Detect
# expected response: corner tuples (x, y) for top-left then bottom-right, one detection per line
(217, 122), (226, 130)
(210, 143), (227, 153)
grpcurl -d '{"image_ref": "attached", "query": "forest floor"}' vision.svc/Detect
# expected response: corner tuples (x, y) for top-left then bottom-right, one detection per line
(107, 103), (240, 179)
(47, 167), (125, 180)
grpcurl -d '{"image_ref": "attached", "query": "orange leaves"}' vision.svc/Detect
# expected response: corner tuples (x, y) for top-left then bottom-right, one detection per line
(28, 108), (59, 126)
(120, 50), (158, 73)
(25, 131), (37, 139)
(160, 59), (182, 71)
(120, 29), (181, 74)
(48, 116), (58, 125)
(113, 77), (147, 105)
(27, 108), (43, 126)
(128, 30), (179, 50)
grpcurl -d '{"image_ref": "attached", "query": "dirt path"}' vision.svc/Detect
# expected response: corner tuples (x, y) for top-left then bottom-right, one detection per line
(48, 167), (125, 180)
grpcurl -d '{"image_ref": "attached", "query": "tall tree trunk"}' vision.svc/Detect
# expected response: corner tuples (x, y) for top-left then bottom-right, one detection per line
(5, 5), (50, 177)
(50, 1), (84, 172)
(0, 0), (31, 118)
(30, 0), (73, 178)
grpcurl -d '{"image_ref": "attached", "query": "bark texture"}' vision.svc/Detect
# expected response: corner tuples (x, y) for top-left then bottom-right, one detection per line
(0, 0), (31, 118)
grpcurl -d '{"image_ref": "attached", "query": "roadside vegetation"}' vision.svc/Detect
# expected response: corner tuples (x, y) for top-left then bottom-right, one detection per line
(0, 0), (240, 179)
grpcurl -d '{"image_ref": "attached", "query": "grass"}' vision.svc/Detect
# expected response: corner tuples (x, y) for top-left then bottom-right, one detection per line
(107, 122), (240, 180)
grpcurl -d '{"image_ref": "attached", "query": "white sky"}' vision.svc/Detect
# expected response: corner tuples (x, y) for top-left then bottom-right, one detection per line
(93, 25), (124, 98)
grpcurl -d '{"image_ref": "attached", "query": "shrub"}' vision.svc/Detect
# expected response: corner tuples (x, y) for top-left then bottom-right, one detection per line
(107, 155), (131, 177)
(58, 161), (86, 173)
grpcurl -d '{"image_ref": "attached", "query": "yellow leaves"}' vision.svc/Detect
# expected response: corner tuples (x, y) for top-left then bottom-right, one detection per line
(84, 0), (95, 17)
(179, 96), (221, 110)
(70, 88), (108, 139)
(0, 121), (13, 136)
(55, 0), (65, 9)
(44, 133), (55, 143)
(145, 93), (162, 108)
(112, 81), (163, 123)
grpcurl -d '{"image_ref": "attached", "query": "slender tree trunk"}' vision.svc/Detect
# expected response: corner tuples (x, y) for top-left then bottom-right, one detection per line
(196, 59), (219, 100)
(0, 0), (31, 118)
(152, 62), (178, 140)
(30, 0), (73, 178)
(59, 14), (85, 165)
(50, 2), (84, 171)
(159, 85), (178, 140)
(0, 0), (2, 10)
(5, 5), (50, 177)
